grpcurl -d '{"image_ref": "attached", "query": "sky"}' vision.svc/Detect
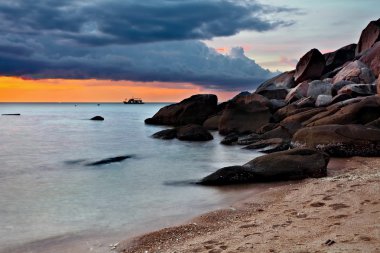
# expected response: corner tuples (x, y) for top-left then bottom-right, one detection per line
(0, 0), (379, 102)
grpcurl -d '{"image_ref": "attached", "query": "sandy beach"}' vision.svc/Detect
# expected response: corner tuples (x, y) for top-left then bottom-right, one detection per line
(118, 157), (380, 253)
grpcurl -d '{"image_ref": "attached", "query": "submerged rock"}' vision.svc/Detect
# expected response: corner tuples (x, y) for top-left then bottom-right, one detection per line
(86, 155), (133, 166)
(176, 124), (213, 141)
(152, 129), (177, 140)
(90, 116), (104, 121)
(199, 148), (329, 185)
(292, 124), (380, 157)
(220, 133), (239, 145)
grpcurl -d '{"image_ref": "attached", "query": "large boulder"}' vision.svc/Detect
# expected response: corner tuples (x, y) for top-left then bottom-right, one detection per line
(218, 94), (272, 135)
(323, 44), (357, 74)
(255, 71), (295, 92)
(306, 95), (380, 126)
(359, 41), (380, 77)
(332, 60), (376, 84)
(292, 124), (380, 157)
(176, 124), (213, 141)
(280, 107), (326, 134)
(199, 148), (329, 185)
(152, 129), (177, 140)
(145, 94), (217, 126)
(203, 115), (220, 130)
(294, 49), (326, 83)
(356, 18), (380, 56)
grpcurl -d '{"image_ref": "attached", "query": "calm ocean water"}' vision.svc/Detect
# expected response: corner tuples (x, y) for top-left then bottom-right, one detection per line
(0, 103), (261, 251)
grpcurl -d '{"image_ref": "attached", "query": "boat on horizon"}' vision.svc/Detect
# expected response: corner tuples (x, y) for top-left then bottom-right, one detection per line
(123, 97), (144, 104)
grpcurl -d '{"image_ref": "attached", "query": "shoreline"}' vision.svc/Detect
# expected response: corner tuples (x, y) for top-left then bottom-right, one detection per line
(117, 157), (380, 253)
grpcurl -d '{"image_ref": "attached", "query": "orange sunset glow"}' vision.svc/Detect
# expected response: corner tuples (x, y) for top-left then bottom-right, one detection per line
(0, 76), (237, 103)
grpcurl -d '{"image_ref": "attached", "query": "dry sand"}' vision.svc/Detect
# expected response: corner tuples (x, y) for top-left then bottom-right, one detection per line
(117, 157), (380, 253)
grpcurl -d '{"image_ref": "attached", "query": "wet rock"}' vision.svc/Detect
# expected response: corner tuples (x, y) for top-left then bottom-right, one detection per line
(145, 94), (217, 126)
(152, 129), (177, 140)
(90, 116), (104, 121)
(294, 48), (326, 83)
(237, 133), (261, 145)
(243, 138), (290, 153)
(315, 95), (333, 107)
(86, 155), (133, 166)
(220, 133), (239, 145)
(292, 124), (380, 157)
(323, 44), (356, 74)
(199, 148), (329, 185)
(2, 113), (21, 116)
(176, 124), (213, 141)
(359, 41), (380, 77)
(332, 60), (375, 84)
(356, 18), (380, 56)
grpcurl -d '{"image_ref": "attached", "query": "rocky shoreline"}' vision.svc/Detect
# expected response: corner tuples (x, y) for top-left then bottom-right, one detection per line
(118, 19), (380, 252)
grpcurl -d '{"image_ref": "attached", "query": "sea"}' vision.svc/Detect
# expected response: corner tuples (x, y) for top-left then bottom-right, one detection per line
(0, 103), (263, 252)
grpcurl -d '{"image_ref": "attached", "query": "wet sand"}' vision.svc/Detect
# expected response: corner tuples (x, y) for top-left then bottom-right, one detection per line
(117, 157), (380, 253)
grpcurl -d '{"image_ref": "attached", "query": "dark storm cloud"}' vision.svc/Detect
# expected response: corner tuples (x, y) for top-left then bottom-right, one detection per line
(0, 0), (296, 45)
(0, 0), (296, 89)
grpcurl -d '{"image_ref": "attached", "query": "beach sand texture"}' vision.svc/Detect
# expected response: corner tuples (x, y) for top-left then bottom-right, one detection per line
(118, 157), (380, 253)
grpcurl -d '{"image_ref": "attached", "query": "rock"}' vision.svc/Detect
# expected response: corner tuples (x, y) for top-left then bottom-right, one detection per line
(292, 124), (380, 157)
(145, 94), (217, 126)
(285, 81), (309, 102)
(331, 80), (355, 96)
(237, 133), (261, 145)
(330, 94), (352, 105)
(219, 94), (272, 135)
(90, 116), (104, 121)
(272, 104), (313, 123)
(203, 115), (220, 130)
(359, 41), (380, 77)
(293, 96), (316, 108)
(306, 95), (380, 127)
(176, 124), (213, 141)
(366, 118), (380, 129)
(315, 95), (333, 107)
(378, 76), (380, 94)
(2, 114), (21, 116)
(220, 133), (239, 145)
(294, 49), (326, 83)
(323, 44), (356, 74)
(256, 123), (279, 134)
(86, 155), (133, 166)
(332, 60), (376, 84)
(337, 83), (376, 97)
(257, 89), (289, 100)
(260, 125), (293, 140)
(255, 71), (295, 93)
(307, 80), (332, 99)
(152, 129), (177, 140)
(199, 148), (329, 185)
(356, 18), (380, 56)
(268, 99), (287, 111)
(280, 107), (326, 134)
(243, 138), (290, 153)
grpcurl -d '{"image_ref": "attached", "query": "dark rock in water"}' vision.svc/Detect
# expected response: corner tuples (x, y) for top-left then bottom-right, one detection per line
(294, 48), (326, 83)
(145, 94), (217, 126)
(86, 155), (133, 166)
(90, 116), (104, 121)
(356, 18), (380, 56)
(220, 133), (239, 145)
(2, 113), (21, 116)
(330, 94), (352, 105)
(306, 95), (380, 127)
(292, 124), (380, 157)
(243, 138), (290, 153)
(323, 44), (356, 74)
(152, 129), (177, 140)
(332, 60), (375, 84)
(359, 41), (380, 77)
(219, 94), (272, 135)
(199, 148), (329, 185)
(176, 124), (213, 141)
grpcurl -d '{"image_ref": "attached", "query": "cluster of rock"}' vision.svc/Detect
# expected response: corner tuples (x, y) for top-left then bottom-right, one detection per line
(145, 19), (380, 185)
